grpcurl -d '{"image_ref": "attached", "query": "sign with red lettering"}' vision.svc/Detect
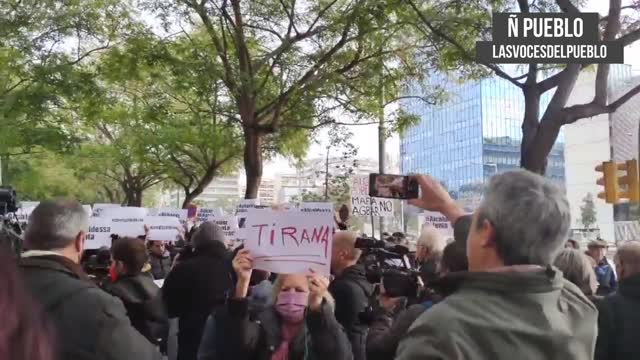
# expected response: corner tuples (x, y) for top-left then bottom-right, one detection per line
(245, 211), (334, 275)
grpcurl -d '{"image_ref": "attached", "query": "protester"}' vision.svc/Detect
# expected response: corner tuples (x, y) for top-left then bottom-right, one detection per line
(162, 222), (234, 360)
(0, 248), (53, 360)
(396, 171), (597, 360)
(415, 224), (446, 268)
(330, 231), (374, 360)
(366, 239), (469, 360)
(103, 237), (169, 348)
(554, 249), (599, 297)
(218, 249), (352, 360)
(20, 199), (162, 360)
(595, 241), (640, 360)
(148, 240), (172, 280)
(587, 239), (618, 295)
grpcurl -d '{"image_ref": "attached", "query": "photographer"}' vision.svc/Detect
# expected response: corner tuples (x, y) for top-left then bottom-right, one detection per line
(330, 231), (373, 360)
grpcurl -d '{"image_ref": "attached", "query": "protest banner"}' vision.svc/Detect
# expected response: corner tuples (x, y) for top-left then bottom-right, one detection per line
(145, 216), (182, 241)
(149, 208), (188, 225)
(421, 211), (454, 238)
(235, 199), (269, 243)
(350, 176), (394, 218)
(245, 211), (334, 275)
(206, 215), (239, 242)
(15, 206), (35, 224)
(92, 203), (121, 217)
(106, 207), (147, 237)
(195, 208), (223, 223)
(299, 202), (334, 214)
(20, 201), (40, 208)
(86, 218), (114, 249)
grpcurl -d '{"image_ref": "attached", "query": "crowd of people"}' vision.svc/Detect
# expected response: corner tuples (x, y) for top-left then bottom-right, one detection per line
(1, 170), (640, 360)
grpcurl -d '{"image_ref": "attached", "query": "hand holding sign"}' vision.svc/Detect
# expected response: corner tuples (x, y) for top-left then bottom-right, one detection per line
(232, 249), (254, 298)
(307, 268), (329, 312)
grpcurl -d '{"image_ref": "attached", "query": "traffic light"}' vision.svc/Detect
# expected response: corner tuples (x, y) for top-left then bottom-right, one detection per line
(595, 159), (640, 204)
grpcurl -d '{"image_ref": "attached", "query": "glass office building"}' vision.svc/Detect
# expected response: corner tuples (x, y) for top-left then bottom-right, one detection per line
(400, 74), (565, 211)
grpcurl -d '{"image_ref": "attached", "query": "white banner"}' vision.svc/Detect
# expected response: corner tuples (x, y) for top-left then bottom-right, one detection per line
(92, 203), (121, 217)
(145, 216), (181, 241)
(421, 211), (454, 238)
(149, 208), (188, 225)
(299, 202), (334, 214)
(20, 201), (40, 208)
(86, 218), (114, 249)
(350, 176), (394, 217)
(245, 211), (334, 275)
(236, 200), (269, 243)
(108, 207), (146, 237)
(195, 208), (223, 223)
(206, 215), (239, 243)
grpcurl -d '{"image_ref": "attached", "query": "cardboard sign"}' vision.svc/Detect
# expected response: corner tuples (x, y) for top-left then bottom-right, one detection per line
(245, 211), (334, 275)
(149, 208), (188, 225)
(86, 218), (113, 249)
(92, 203), (121, 217)
(145, 216), (181, 241)
(351, 176), (394, 218)
(421, 211), (454, 237)
(300, 202), (334, 214)
(196, 208), (223, 223)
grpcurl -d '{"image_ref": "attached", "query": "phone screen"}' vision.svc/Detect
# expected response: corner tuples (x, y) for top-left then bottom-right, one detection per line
(368, 174), (419, 199)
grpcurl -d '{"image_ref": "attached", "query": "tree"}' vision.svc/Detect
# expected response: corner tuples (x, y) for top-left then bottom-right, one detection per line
(145, 0), (434, 198)
(407, 0), (640, 174)
(580, 193), (597, 229)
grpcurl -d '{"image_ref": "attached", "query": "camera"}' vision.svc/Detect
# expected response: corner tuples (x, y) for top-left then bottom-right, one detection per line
(0, 187), (22, 257)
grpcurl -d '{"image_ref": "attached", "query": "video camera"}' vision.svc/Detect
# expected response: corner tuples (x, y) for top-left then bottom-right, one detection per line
(0, 187), (22, 257)
(355, 235), (421, 298)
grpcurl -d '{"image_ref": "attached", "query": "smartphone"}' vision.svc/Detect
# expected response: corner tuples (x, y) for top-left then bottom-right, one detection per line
(369, 174), (419, 199)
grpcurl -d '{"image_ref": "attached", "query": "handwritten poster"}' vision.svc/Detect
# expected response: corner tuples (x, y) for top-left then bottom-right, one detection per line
(245, 211), (334, 275)
(145, 216), (182, 241)
(350, 176), (394, 218)
(236, 199), (269, 243)
(86, 217), (113, 249)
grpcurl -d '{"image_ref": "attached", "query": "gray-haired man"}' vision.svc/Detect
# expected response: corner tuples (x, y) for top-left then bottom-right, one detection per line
(396, 170), (597, 360)
(20, 199), (161, 360)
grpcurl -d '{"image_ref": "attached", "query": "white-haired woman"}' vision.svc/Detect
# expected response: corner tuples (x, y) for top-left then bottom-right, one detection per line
(221, 249), (352, 360)
(415, 224), (447, 268)
(554, 249), (599, 297)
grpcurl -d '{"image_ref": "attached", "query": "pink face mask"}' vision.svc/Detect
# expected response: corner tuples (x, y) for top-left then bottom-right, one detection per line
(275, 290), (308, 324)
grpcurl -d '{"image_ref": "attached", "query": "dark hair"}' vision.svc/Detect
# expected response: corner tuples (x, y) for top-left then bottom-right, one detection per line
(111, 237), (148, 275)
(0, 249), (53, 360)
(441, 241), (468, 273)
(453, 215), (472, 245)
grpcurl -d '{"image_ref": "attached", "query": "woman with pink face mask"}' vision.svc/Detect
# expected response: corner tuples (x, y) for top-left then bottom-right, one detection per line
(222, 249), (353, 360)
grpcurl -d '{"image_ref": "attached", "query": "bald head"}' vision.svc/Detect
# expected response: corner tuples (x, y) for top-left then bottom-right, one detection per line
(331, 231), (361, 275)
(24, 199), (89, 251)
(615, 242), (640, 280)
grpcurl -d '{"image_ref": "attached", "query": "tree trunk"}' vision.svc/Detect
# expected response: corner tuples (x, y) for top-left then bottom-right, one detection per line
(244, 128), (263, 199)
(181, 165), (219, 208)
(123, 187), (143, 207)
(520, 85), (541, 171)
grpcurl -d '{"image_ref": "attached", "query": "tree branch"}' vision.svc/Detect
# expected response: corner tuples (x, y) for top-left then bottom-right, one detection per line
(555, 0), (580, 14)
(561, 83), (640, 125)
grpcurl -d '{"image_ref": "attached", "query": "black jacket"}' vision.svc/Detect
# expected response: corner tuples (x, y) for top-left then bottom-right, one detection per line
(596, 273), (640, 360)
(162, 242), (233, 360)
(20, 255), (162, 360)
(102, 273), (169, 346)
(221, 297), (353, 360)
(149, 252), (172, 280)
(329, 264), (373, 360)
(366, 302), (425, 360)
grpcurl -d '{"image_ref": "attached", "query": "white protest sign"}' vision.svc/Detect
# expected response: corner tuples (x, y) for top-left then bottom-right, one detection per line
(86, 218), (114, 249)
(145, 216), (181, 241)
(92, 203), (121, 217)
(300, 202), (334, 214)
(350, 176), (394, 218)
(421, 211), (454, 237)
(106, 207), (147, 237)
(206, 215), (239, 242)
(20, 201), (40, 208)
(149, 208), (188, 225)
(16, 206), (35, 224)
(83, 205), (93, 218)
(196, 208), (223, 223)
(236, 200), (269, 243)
(245, 211), (334, 275)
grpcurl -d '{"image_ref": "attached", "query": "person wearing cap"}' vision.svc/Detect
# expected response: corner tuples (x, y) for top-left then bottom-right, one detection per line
(162, 222), (234, 360)
(587, 239), (618, 295)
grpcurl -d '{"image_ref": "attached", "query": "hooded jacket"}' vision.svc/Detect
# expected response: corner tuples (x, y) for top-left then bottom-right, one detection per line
(396, 267), (598, 360)
(596, 273), (640, 360)
(329, 264), (373, 360)
(102, 273), (169, 345)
